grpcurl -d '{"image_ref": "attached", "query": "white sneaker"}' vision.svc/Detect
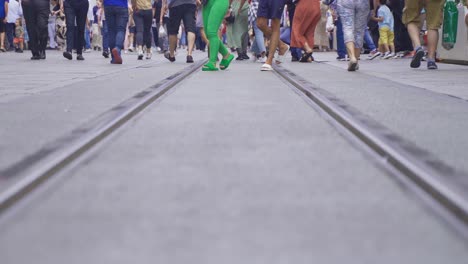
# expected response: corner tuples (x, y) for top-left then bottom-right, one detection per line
(257, 56), (267, 63)
(383, 52), (394, 59)
(367, 50), (381, 60)
(146, 51), (152, 60)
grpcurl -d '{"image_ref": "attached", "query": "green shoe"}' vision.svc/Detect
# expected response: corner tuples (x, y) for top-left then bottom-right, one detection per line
(202, 62), (219, 71)
(220, 54), (234, 70)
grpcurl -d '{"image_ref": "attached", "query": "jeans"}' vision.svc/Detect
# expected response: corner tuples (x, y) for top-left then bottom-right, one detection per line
(134, 9), (152, 49)
(64, 0), (89, 54)
(251, 22), (266, 54)
(85, 26), (91, 49)
(105, 6), (129, 52)
(6, 23), (15, 49)
(287, 3), (302, 59)
(48, 21), (57, 48)
(102, 20), (109, 51)
(363, 27), (376, 51)
(336, 17), (346, 58)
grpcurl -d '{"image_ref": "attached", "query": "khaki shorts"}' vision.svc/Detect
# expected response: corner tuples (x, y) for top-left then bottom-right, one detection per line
(379, 27), (394, 45)
(402, 0), (444, 30)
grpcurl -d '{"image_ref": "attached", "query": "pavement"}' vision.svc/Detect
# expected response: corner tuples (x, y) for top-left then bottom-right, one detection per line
(0, 50), (467, 263)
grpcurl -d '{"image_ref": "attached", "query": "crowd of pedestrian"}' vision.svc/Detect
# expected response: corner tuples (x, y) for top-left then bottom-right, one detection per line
(1, 0), (467, 71)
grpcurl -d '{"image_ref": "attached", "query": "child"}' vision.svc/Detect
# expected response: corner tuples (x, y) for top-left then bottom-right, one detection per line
(374, 0), (395, 59)
(14, 18), (24, 53)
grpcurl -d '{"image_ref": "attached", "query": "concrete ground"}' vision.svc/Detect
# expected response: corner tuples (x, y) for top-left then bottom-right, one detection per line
(0, 50), (467, 263)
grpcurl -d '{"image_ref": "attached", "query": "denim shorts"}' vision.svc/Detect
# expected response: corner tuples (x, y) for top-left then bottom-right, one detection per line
(257, 0), (287, 20)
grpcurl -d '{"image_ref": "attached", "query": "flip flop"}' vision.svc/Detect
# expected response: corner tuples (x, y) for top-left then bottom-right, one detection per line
(220, 54), (235, 70)
(202, 62), (219, 71)
(260, 63), (273, 71)
(275, 44), (290, 64)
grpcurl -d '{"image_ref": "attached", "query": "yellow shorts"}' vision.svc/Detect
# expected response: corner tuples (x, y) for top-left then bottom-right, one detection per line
(379, 27), (394, 45)
(402, 0), (444, 30)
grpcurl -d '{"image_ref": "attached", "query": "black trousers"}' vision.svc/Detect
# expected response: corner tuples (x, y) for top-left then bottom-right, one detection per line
(134, 9), (153, 49)
(22, 0), (49, 55)
(64, 0), (89, 54)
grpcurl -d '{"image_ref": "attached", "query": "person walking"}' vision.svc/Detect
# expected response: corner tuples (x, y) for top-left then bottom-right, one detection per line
(336, 0), (369, 71)
(47, 0), (57, 50)
(6, 0), (21, 51)
(291, 0), (321, 62)
(22, 0), (49, 59)
(256, 0), (289, 71)
(103, 0), (129, 64)
(132, 0), (152, 59)
(61, 0), (89, 60)
(228, 0), (248, 60)
(201, 0), (234, 71)
(242, 0), (266, 63)
(402, 0), (444, 70)
(162, 0), (197, 63)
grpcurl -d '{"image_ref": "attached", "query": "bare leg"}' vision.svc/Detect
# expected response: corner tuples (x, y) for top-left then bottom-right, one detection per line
(187, 32), (195, 56)
(407, 22), (421, 49)
(426, 29), (438, 60)
(169, 34), (177, 57)
(346, 41), (356, 61)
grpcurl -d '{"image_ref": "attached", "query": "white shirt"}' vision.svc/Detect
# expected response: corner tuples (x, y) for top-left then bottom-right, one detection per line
(6, 0), (22, 23)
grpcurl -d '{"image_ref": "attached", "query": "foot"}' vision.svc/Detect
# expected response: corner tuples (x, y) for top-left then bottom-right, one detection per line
(410, 47), (425, 68)
(77, 54), (85, 61)
(367, 50), (381, 60)
(137, 48), (144, 60)
(186, 55), (194, 63)
(261, 63), (273, 71)
(164, 51), (175, 62)
(220, 54), (235, 70)
(202, 62), (219, 71)
(241, 53), (250, 60)
(30, 54), (40, 60)
(427, 60), (438, 70)
(102, 50), (109, 58)
(63, 51), (73, 60)
(146, 51), (152, 60)
(299, 51), (313, 63)
(39, 50), (46, 60)
(348, 60), (358, 71)
(111, 48), (122, 64)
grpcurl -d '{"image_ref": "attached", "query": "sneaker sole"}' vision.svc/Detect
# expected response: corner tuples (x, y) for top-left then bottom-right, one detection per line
(410, 50), (424, 68)
(112, 48), (122, 64)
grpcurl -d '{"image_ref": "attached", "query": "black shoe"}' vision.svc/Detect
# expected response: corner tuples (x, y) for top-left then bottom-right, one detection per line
(235, 56), (244, 61)
(39, 50), (46, 60)
(241, 53), (250, 60)
(31, 54), (40, 60)
(410, 47), (425, 68)
(102, 50), (109, 58)
(63, 51), (73, 60)
(427, 60), (438, 70)
(186, 55), (194, 63)
(291, 56), (299, 62)
(164, 51), (175, 62)
(77, 54), (85, 61)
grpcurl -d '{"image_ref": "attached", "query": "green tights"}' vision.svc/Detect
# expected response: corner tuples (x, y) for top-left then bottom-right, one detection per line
(203, 0), (229, 64)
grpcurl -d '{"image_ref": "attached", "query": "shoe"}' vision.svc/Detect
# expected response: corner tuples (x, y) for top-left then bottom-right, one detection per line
(299, 52), (313, 63)
(128, 47), (134, 52)
(258, 56), (267, 63)
(383, 52), (394, 59)
(275, 44), (290, 64)
(111, 48), (122, 64)
(202, 61), (219, 71)
(348, 60), (358, 71)
(186, 55), (194, 63)
(17, 49), (23, 53)
(410, 47), (425, 68)
(77, 54), (85, 60)
(146, 51), (152, 60)
(220, 54), (234, 70)
(102, 50), (109, 58)
(164, 51), (175, 62)
(292, 56), (299, 62)
(261, 63), (273, 71)
(30, 54), (40, 60)
(39, 50), (46, 59)
(367, 50), (381, 60)
(63, 51), (73, 60)
(0, 47), (6, 52)
(84, 49), (92, 53)
(427, 60), (438, 70)
(137, 48), (144, 60)
(241, 53), (250, 60)
(235, 56), (244, 61)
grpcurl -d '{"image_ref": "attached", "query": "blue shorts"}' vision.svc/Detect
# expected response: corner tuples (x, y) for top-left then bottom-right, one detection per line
(257, 0), (287, 20)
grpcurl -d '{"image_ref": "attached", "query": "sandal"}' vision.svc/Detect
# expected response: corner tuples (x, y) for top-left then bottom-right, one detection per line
(260, 63), (273, 71)
(220, 54), (234, 70)
(202, 62), (219, 71)
(299, 52), (313, 63)
(275, 44), (290, 64)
